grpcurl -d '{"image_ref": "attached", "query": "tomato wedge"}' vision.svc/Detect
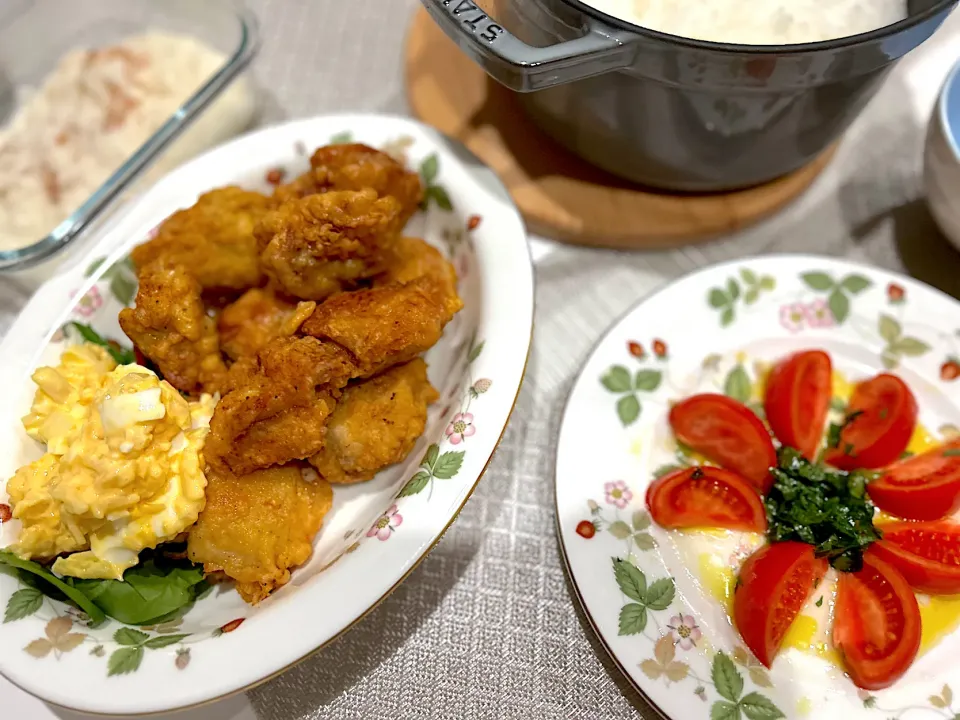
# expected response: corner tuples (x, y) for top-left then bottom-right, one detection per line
(868, 441), (960, 520)
(733, 542), (827, 667)
(825, 373), (917, 470)
(646, 466), (767, 533)
(833, 549), (920, 690)
(871, 521), (960, 593)
(669, 394), (777, 493)
(764, 350), (832, 460)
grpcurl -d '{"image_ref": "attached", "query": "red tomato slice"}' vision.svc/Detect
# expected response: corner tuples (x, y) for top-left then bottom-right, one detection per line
(825, 373), (917, 470)
(871, 521), (960, 593)
(669, 394), (777, 493)
(764, 350), (832, 460)
(833, 549), (920, 690)
(733, 542), (828, 668)
(868, 441), (960, 520)
(645, 466), (767, 533)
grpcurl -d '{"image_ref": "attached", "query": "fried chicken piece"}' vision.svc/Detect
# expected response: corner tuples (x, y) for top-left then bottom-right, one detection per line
(119, 262), (227, 393)
(301, 275), (462, 379)
(187, 465), (333, 604)
(218, 288), (316, 360)
(131, 187), (271, 291)
(256, 189), (403, 301)
(209, 261), (461, 474)
(309, 359), (438, 484)
(375, 236), (461, 319)
(274, 143), (423, 227)
(205, 336), (356, 475)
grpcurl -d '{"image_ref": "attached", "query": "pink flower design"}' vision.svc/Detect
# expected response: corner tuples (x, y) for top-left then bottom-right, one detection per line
(367, 504), (403, 541)
(74, 286), (103, 317)
(604, 480), (633, 509)
(446, 412), (475, 445)
(667, 614), (702, 650)
(805, 299), (835, 328)
(779, 302), (806, 333)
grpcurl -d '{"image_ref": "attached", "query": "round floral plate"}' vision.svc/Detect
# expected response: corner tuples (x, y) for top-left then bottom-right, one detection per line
(0, 114), (533, 715)
(555, 255), (960, 720)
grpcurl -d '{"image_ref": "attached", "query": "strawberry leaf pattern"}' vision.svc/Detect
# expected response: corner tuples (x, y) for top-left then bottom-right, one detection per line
(5, 587), (43, 623)
(707, 269), (776, 326)
(106, 626), (190, 676)
(600, 361), (663, 427)
(24, 617), (86, 659)
(877, 313), (930, 369)
(419, 153), (454, 212)
(612, 558), (675, 636)
(798, 271), (871, 324)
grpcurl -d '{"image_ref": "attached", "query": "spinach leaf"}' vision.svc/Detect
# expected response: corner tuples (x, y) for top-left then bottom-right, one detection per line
(66, 560), (207, 626)
(0, 551), (107, 626)
(64, 322), (136, 365)
(765, 448), (881, 572)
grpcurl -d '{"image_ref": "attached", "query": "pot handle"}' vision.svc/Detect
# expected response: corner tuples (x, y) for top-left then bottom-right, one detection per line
(420, 0), (637, 92)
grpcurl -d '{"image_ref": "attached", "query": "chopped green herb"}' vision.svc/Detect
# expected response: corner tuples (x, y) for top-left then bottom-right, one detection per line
(815, 596), (823, 607)
(825, 422), (842, 451)
(824, 410), (863, 455)
(675, 440), (697, 459)
(829, 397), (847, 412)
(878, 407), (889, 420)
(765, 448), (881, 573)
(64, 322), (135, 365)
(944, 448), (960, 457)
(900, 450), (915, 459)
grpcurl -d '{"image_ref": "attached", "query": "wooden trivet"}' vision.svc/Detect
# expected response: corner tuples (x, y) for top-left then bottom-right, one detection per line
(404, 8), (836, 249)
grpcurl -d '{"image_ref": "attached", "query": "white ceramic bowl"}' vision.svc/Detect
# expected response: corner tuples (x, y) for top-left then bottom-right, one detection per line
(0, 114), (533, 715)
(925, 57), (960, 251)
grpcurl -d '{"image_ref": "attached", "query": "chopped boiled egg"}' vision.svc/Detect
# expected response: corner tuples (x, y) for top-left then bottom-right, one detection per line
(6, 344), (216, 580)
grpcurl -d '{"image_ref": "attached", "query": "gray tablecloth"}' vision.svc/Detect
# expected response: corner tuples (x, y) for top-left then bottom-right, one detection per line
(8, 1), (960, 718)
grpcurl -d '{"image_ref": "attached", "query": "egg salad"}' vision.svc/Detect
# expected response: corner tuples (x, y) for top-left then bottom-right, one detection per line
(6, 343), (216, 580)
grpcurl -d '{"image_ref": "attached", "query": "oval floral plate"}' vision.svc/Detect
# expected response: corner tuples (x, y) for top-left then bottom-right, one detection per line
(556, 255), (960, 720)
(0, 114), (533, 715)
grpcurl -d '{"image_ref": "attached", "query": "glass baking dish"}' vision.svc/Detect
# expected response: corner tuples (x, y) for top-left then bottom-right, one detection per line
(0, 0), (259, 274)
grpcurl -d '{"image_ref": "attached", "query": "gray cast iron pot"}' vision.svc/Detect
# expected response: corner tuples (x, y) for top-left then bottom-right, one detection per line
(422, 0), (957, 192)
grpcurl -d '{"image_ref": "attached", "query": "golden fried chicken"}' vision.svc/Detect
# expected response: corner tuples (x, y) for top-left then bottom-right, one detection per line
(375, 236), (461, 319)
(256, 189), (403, 301)
(300, 275), (462, 379)
(218, 288), (316, 360)
(131, 187), (271, 291)
(224, 393), (338, 479)
(310, 359), (438, 484)
(205, 337), (356, 475)
(187, 465), (333, 604)
(274, 143), (423, 227)
(119, 262), (227, 393)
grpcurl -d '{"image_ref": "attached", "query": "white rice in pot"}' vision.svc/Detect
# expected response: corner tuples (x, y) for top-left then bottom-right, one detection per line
(585, 0), (909, 45)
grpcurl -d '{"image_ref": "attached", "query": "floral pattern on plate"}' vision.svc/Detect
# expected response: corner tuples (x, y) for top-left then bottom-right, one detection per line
(0, 114), (532, 714)
(556, 255), (960, 720)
